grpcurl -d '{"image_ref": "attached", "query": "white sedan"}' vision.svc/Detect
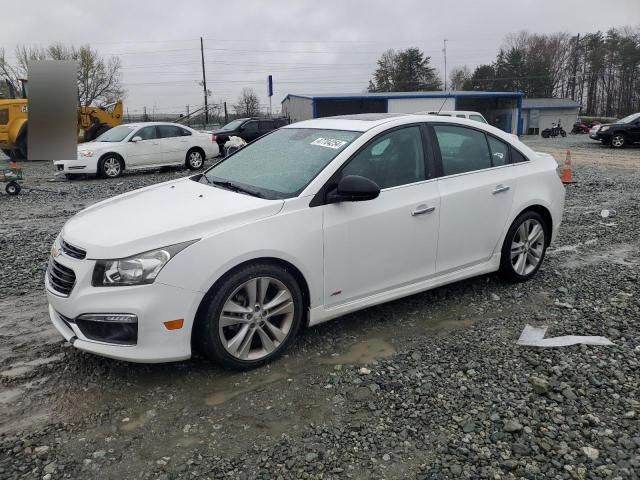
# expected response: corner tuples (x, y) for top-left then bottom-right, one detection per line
(54, 122), (219, 179)
(46, 114), (565, 368)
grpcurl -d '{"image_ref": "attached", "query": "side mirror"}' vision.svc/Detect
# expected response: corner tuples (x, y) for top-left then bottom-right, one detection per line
(131, 136), (142, 143)
(327, 175), (380, 203)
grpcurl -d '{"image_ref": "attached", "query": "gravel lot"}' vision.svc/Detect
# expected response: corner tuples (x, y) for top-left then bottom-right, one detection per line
(1, 135), (639, 479)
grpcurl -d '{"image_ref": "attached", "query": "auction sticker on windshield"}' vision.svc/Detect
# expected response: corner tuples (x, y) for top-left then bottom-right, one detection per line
(310, 137), (348, 149)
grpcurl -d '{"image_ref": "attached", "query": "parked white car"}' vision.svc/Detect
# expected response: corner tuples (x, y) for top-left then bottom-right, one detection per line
(416, 110), (488, 124)
(54, 122), (219, 179)
(46, 113), (564, 368)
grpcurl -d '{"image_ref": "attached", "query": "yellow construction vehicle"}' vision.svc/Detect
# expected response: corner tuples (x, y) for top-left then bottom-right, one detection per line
(0, 79), (123, 159)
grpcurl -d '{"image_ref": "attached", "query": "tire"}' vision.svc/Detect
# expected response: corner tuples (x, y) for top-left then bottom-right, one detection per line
(610, 133), (626, 149)
(16, 134), (27, 159)
(541, 131), (549, 138)
(1, 149), (12, 157)
(186, 148), (205, 170)
(64, 174), (78, 181)
(560, 129), (567, 137)
(99, 154), (123, 178)
(5, 181), (21, 195)
(196, 263), (304, 369)
(499, 211), (548, 282)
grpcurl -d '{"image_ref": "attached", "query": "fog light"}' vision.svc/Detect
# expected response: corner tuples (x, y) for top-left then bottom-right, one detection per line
(76, 314), (138, 345)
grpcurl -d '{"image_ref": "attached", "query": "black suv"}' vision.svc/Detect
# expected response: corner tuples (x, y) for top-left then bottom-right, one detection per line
(212, 117), (288, 154)
(589, 112), (640, 148)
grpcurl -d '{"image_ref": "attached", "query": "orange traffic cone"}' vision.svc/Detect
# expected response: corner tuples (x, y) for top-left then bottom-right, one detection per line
(561, 150), (575, 184)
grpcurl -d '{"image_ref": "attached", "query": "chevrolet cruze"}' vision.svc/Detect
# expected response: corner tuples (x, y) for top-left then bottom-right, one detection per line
(46, 113), (565, 369)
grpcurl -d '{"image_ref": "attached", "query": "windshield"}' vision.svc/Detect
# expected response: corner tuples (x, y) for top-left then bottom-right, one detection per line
(95, 125), (134, 142)
(221, 119), (246, 131)
(202, 128), (361, 199)
(618, 113), (640, 124)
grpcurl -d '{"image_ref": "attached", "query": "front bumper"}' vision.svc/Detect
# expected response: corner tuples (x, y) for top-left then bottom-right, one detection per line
(589, 131), (610, 142)
(53, 158), (97, 175)
(45, 252), (204, 363)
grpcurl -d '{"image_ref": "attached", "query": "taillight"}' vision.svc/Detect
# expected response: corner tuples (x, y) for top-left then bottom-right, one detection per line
(211, 134), (217, 142)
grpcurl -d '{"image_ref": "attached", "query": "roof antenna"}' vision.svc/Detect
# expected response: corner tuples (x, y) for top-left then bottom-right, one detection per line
(436, 91), (452, 115)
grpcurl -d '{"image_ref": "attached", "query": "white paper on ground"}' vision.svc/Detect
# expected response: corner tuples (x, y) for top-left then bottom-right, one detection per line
(517, 325), (614, 347)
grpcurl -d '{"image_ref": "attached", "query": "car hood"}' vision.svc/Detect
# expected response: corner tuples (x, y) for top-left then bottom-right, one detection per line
(61, 177), (284, 259)
(78, 141), (117, 152)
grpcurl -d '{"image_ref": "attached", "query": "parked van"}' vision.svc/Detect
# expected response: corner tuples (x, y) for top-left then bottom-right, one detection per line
(416, 110), (488, 124)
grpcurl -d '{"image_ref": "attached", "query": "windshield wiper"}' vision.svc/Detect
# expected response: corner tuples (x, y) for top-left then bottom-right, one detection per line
(210, 179), (264, 198)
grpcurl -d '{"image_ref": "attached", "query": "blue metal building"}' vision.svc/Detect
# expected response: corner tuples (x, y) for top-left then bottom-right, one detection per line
(281, 91), (525, 134)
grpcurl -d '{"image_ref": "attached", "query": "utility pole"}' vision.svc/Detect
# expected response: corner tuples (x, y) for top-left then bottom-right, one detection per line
(200, 37), (209, 126)
(223, 102), (228, 124)
(443, 39), (448, 91)
(570, 33), (580, 101)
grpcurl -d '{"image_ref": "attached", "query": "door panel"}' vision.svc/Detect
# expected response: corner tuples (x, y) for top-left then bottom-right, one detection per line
(323, 182), (440, 307)
(436, 168), (517, 272)
(127, 126), (160, 166)
(156, 125), (184, 164)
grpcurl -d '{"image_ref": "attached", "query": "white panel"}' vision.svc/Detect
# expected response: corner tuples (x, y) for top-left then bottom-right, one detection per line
(387, 97), (455, 113)
(282, 97), (313, 123)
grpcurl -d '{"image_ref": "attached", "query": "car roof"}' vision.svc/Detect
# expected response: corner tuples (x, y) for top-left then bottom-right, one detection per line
(285, 113), (413, 132)
(121, 122), (192, 129)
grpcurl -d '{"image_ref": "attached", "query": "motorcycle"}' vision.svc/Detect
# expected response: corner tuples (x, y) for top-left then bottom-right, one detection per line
(571, 121), (591, 134)
(541, 120), (567, 138)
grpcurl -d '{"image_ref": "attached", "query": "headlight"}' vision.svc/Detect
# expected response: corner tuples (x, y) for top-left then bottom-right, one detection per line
(599, 126), (609, 132)
(92, 240), (198, 286)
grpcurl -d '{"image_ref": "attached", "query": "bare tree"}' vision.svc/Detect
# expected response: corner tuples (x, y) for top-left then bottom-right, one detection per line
(1, 43), (124, 106)
(234, 88), (261, 116)
(448, 65), (471, 90)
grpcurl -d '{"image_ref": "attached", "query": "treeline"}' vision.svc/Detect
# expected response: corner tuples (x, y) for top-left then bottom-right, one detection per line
(456, 27), (640, 117)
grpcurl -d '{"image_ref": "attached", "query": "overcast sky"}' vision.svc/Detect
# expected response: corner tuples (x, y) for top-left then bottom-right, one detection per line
(2, 0), (639, 117)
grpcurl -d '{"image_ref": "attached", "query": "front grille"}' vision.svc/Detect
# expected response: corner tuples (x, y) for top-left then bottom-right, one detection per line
(47, 258), (76, 296)
(61, 239), (86, 260)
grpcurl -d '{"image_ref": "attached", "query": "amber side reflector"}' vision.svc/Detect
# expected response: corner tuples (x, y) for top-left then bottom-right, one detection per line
(164, 319), (184, 330)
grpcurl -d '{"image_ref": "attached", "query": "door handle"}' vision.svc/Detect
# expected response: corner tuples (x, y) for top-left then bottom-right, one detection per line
(492, 184), (510, 194)
(411, 204), (436, 216)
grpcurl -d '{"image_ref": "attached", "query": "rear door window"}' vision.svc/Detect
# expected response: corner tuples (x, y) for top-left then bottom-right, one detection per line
(243, 121), (259, 133)
(157, 125), (182, 138)
(259, 120), (274, 131)
(433, 125), (491, 176)
(487, 136), (510, 166)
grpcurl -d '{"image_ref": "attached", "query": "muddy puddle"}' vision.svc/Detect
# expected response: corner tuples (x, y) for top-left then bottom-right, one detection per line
(550, 242), (639, 269)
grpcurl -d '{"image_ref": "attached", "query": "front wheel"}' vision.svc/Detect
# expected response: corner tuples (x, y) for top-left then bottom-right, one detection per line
(499, 211), (548, 282)
(196, 263), (304, 369)
(560, 129), (567, 137)
(99, 155), (123, 178)
(610, 133), (626, 148)
(186, 148), (205, 170)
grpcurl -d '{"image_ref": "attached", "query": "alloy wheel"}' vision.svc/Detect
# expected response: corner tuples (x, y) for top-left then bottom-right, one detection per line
(189, 151), (203, 169)
(611, 135), (625, 148)
(103, 157), (121, 177)
(218, 276), (295, 361)
(510, 219), (545, 276)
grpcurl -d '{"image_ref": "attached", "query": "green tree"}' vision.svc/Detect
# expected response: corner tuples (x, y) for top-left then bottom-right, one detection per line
(368, 47), (441, 92)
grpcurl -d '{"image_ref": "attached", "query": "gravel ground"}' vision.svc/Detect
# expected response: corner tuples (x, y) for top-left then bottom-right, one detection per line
(0, 135), (639, 479)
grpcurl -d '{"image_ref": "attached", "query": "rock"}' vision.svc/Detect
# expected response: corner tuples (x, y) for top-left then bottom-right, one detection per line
(358, 367), (371, 375)
(382, 454), (390, 461)
(43, 462), (56, 474)
(491, 293), (500, 301)
(462, 420), (476, 433)
(582, 447), (599, 461)
(450, 464), (462, 475)
(93, 450), (106, 459)
(504, 420), (523, 433)
(34, 446), (50, 456)
(530, 376), (550, 394)
(305, 452), (318, 463)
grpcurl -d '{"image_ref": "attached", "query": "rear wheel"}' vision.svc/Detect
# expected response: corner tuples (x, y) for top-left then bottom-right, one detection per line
(5, 181), (21, 195)
(186, 148), (204, 170)
(610, 133), (626, 148)
(99, 154), (123, 178)
(15, 134), (27, 159)
(499, 211), (548, 282)
(196, 263), (303, 369)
